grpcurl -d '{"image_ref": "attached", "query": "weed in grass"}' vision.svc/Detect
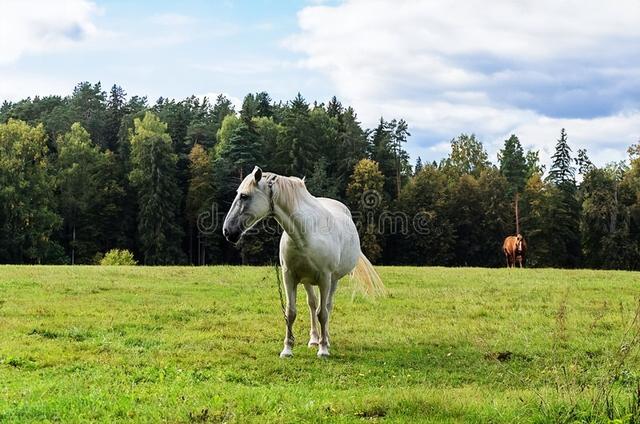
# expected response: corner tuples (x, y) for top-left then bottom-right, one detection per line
(535, 298), (640, 423)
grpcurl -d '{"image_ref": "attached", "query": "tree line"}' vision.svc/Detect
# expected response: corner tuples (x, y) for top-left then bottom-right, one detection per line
(1, 82), (639, 268)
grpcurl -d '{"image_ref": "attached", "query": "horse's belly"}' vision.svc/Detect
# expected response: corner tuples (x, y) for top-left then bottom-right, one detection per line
(280, 231), (358, 284)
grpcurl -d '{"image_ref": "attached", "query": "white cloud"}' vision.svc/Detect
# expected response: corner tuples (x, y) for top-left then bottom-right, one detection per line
(192, 59), (296, 76)
(0, 0), (100, 65)
(0, 72), (71, 101)
(288, 0), (640, 165)
(504, 112), (640, 166)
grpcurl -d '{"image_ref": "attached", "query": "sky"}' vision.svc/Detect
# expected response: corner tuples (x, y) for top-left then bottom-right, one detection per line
(1, 0), (639, 167)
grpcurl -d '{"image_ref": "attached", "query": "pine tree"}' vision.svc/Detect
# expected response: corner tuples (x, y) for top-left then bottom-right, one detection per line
(129, 112), (185, 264)
(391, 119), (411, 198)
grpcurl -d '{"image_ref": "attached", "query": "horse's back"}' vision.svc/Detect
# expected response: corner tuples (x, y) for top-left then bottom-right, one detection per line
(279, 196), (360, 283)
(318, 197), (352, 218)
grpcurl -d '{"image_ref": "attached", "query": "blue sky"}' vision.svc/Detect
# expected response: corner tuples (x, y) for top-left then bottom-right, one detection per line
(1, 0), (639, 166)
(2, 1), (329, 102)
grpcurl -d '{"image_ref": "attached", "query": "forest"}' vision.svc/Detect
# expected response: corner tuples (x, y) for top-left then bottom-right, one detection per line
(1, 82), (639, 268)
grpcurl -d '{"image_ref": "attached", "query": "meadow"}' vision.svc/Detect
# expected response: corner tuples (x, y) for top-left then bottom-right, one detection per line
(0, 266), (639, 423)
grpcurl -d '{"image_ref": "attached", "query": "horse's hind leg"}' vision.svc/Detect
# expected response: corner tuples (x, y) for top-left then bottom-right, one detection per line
(279, 269), (297, 358)
(324, 278), (339, 348)
(316, 273), (333, 357)
(303, 283), (320, 347)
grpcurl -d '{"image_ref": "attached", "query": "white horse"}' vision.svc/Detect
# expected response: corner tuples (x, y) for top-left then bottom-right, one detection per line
(223, 166), (384, 358)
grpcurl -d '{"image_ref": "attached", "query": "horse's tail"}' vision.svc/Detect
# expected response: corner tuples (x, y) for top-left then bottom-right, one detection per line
(350, 253), (386, 297)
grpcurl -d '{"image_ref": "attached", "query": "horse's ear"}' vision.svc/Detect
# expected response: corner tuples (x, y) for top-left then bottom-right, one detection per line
(254, 166), (262, 183)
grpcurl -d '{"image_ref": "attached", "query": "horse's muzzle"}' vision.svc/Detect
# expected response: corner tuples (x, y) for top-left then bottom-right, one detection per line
(223, 227), (241, 244)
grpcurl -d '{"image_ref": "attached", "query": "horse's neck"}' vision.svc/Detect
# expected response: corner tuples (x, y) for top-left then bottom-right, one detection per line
(272, 187), (323, 247)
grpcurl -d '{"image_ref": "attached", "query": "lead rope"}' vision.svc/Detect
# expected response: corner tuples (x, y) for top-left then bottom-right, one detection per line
(274, 262), (288, 326)
(267, 178), (291, 339)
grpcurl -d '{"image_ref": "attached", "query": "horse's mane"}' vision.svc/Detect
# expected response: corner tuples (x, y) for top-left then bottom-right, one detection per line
(264, 172), (310, 210)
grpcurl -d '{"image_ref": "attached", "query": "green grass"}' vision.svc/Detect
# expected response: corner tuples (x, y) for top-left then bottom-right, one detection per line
(1, 266), (639, 423)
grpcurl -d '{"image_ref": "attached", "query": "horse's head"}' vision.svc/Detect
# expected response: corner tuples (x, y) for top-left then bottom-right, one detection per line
(222, 166), (272, 244)
(516, 233), (524, 252)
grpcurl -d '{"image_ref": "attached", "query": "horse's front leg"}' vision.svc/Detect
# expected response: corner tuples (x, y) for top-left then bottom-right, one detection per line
(317, 274), (336, 357)
(280, 269), (297, 358)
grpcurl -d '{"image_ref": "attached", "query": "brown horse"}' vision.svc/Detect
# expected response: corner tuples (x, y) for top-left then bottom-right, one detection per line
(503, 234), (527, 268)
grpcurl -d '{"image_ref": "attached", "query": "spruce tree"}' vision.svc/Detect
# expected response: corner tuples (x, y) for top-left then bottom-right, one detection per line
(414, 156), (423, 175)
(548, 128), (574, 185)
(546, 128), (581, 267)
(370, 118), (397, 199)
(129, 112), (185, 264)
(186, 144), (217, 265)
(307, 158), (338, 198)
(255, 92), (273, 118)
(212, 94), (236, 130)
(334, 107), (369, 196)
(327, 96), (343, 118)
(57, 123), (122, 263)
(282, 93), (315, 176)
(105, 84), (127, 152)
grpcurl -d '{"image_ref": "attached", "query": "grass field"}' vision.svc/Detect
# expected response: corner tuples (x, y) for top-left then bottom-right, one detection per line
(0, 266), (639, 423)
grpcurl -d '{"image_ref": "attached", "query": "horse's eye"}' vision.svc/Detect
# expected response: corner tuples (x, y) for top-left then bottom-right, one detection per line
(239, 193), (249, 200)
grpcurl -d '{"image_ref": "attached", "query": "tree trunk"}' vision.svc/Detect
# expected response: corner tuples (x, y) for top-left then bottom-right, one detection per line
(515, 193), (520, 235)
(72, 225), (76, 265)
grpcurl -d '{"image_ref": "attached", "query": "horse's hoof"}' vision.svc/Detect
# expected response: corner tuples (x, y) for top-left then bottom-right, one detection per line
(279, 347), (293, 358)
(317, 346), (330, 357)
(308, 340), (319, 348)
